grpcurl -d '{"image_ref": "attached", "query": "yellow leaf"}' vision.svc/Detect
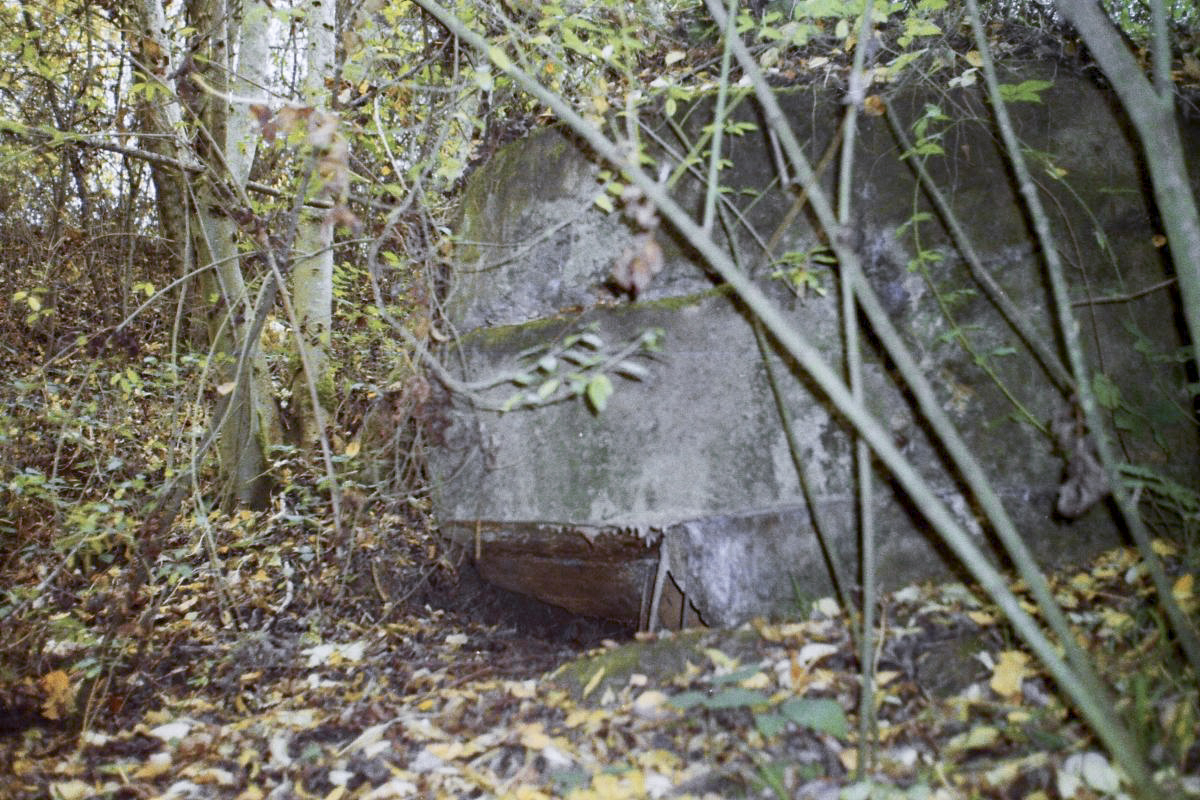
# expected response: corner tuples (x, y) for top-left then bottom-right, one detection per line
(427, 741), (464, 759)
(635, 748), (680, 771)
(966, 50), (983, 67)
(216, 381), (237, 396)
(39, 670), (75, 720)
(519, 723), (552, 750)
(967, 610), (996, 626)
(49, 781), (93, 800)
(1151, 538), (1177, 556)
(665, 50), (685, 65)
(134, 752), (173, 779)
(591, 772), (624, 798)
(582, 666), (605, 698)
(1172, 573), (1194, 602)
(740, 671), (770, 689)
(705, 647), (737, 670)
(632, 690), (672, 721)
(1101, 608), (1132, 632)
(875, 670), (900, 687)
(1069, 571), (1095, 590)
(948, 724), (999, 753)
(989, 650), (1030, 698)
(983, 759), (1021, 788)
(343, 439), (360, 458)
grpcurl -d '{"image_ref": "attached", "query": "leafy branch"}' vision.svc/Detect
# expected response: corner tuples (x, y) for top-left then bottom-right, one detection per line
(499, 326), (664, 414)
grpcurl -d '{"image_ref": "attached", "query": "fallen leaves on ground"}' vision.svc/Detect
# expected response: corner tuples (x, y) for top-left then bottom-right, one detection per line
(1, 514), (1198, 799)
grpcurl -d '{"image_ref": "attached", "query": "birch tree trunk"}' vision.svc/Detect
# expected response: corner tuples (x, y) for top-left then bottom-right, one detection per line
(134, 0), (281, 508)
(289, 0), (339, 446)
(193, 0), (280, 508)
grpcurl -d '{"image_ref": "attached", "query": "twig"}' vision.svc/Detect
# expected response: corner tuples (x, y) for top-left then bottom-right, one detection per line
(1071, 277), (1177, 306)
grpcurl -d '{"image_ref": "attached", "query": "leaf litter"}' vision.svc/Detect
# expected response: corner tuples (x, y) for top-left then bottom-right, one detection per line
(1, 507), (1197, 800)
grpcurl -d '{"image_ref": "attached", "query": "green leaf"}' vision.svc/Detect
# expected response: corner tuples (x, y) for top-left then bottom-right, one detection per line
(805, 0), (854, 17)
(613, 361), (648, 380)
(1113, 408), (1137, 432)
(537, 378), (559, 399)
(472, 65), (493, 92)
(639, 328), (665, 351)
(888, 50), (924, 75)
(561, 27), (591, 56)
(560, 349), (592, 366)
(899, 16), (941, 46)
(705, 687), (769, 709)
(1092, 373), (1121, 410)
(586, 374), (613, 413)
(668, 690), (710, 710)
(711, 665), (763, 685)
(778, 697), (849, 738)
(754, 712), (788, 737)
(998, 79), (1053, 104)
(487, 46), (512, 71)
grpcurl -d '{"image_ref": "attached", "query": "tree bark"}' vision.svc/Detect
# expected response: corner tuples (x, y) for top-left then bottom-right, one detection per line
(289, 0), (339, 445)
(134, 0), (281, 508)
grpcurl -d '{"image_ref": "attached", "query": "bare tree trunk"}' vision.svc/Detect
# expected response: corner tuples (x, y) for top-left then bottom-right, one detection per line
(130, 0), (200, 339)
(193, 0), (280, 508)
(289, 0), (339, 445)
(133, 0), (281, 508)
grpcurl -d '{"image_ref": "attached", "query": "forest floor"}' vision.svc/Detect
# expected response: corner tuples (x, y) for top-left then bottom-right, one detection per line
(1, 506), (1198, 800)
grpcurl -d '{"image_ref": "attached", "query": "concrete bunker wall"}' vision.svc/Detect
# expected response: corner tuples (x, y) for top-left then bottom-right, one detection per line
(428, 65), (1199, 627)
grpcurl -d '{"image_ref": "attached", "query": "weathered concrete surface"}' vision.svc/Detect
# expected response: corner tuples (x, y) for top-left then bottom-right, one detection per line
(429, 63), (1199, 626)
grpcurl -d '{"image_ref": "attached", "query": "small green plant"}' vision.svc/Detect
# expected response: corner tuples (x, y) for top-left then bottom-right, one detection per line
(770, 247), (833, 299)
